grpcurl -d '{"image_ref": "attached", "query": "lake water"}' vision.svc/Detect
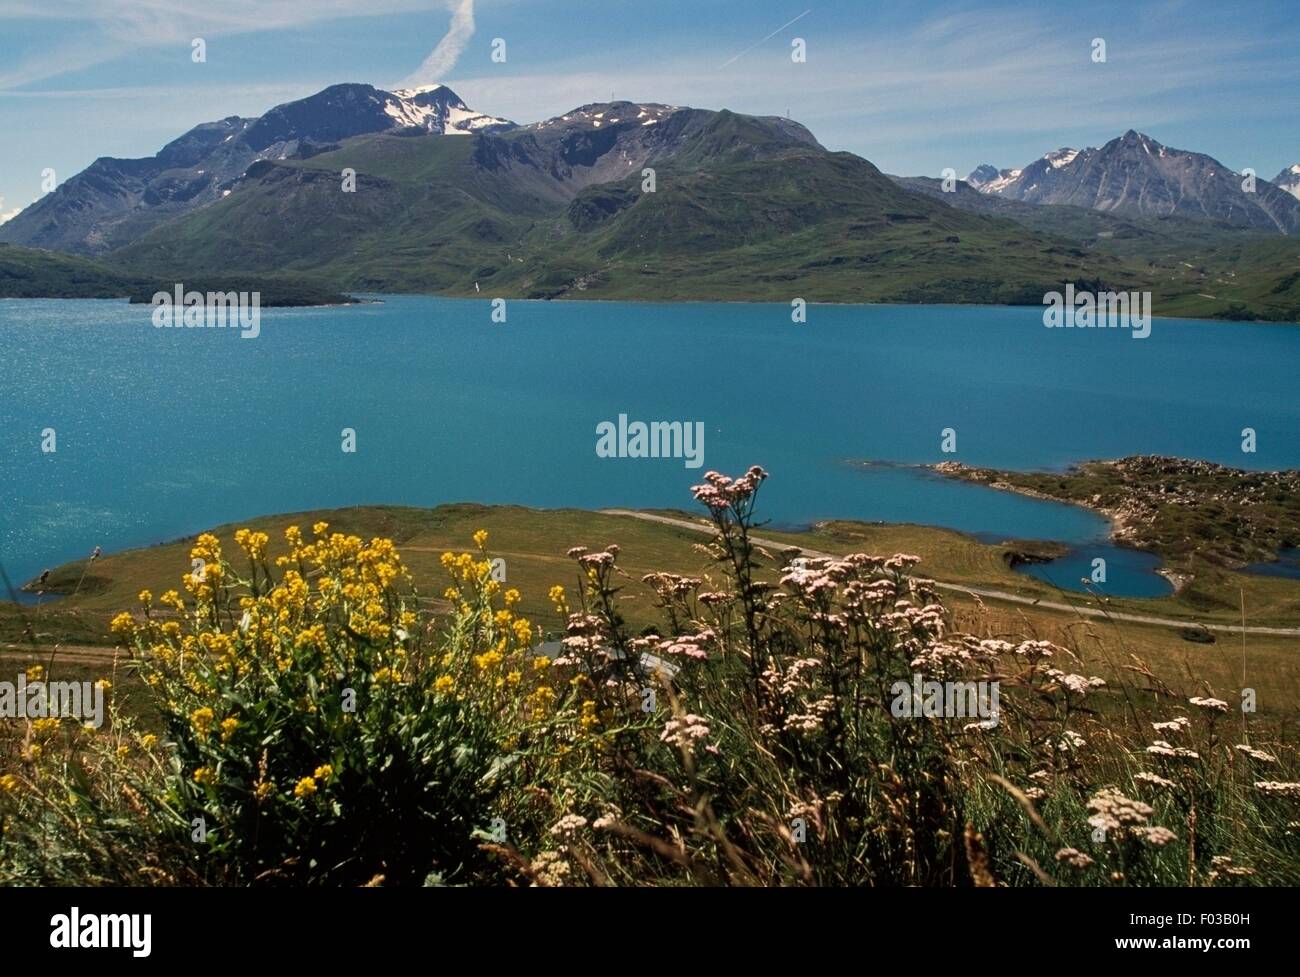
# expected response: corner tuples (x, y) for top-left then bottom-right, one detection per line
(1244, 547), (1300, 580)
(3, 296), (1299, 599)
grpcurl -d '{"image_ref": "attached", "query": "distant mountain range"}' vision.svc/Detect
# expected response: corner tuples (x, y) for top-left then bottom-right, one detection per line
(1, 84), (1297, 321)
(965, 131), (1300, 234)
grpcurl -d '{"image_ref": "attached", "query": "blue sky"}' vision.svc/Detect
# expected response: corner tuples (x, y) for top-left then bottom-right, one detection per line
(1, 0), (1298, 223)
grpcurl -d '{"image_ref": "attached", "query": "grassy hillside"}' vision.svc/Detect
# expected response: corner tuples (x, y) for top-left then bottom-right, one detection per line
(109, 122), (1143, 307)
(0, 243), (145, 298)
(0, 243), (359, 304)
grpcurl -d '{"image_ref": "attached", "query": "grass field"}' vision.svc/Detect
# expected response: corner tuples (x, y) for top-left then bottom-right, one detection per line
(5, 503), (1298, 725)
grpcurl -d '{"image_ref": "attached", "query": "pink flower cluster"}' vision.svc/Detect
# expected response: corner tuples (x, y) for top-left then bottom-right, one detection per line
(1087, 786), (1177, 846)
(690, 466), (768, 510)
(660, 714), (713, 751)
(656, 629), (716, 661)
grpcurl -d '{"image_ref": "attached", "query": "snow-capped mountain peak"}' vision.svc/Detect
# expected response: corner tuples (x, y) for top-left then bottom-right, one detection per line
(380, 85), (514, 135)
(1272, 163), (1300, 200)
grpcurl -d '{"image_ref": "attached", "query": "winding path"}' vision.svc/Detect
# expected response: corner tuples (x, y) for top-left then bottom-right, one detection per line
(599, 509), (1300, 638)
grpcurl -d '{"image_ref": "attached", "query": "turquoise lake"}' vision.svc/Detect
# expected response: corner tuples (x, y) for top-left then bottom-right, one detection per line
(3, 296), (1299, 598)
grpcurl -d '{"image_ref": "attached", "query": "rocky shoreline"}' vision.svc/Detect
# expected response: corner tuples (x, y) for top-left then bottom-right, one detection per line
(931, 456), (1300, 588)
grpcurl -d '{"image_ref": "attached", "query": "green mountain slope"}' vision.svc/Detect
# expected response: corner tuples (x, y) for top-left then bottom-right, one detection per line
(110, 108), (1139, 306)
(0, 243), (357, 305)
(0, 244), (145, 297)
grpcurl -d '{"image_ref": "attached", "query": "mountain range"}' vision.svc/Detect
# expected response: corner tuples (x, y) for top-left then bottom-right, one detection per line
(1, 83), (1298, 321)
(965, 131), (1300, 234)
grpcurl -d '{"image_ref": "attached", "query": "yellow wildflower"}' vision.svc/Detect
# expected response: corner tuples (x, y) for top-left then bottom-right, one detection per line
(473, 529), (489, 549)
(190, 706), (215, 738)
(138, 589), (152, 605)
(193, 767), (216, 786)
(434, 675), (455, 695)
(0, 774), (18, 792)
(220, 717), (240, 742)
(313, 764), (334, 781)
(294, 776), (317, 799)
(140, 734), (158, 750)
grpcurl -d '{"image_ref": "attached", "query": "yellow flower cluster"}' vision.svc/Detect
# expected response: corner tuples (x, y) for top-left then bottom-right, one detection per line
(190, 706), (215, 739)
(233, 528), (270, 561)
(103, 525), (591, 840)
(527, 685), (556, 722)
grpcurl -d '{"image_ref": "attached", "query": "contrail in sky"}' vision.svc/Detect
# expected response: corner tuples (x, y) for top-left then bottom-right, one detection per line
(720, 9), (812, 69)
(400, 0), (476, 88)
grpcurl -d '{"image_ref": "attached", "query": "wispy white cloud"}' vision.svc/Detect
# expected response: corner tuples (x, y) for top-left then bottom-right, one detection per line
(398, 0), (476, 89)
(0, 0), (432, 88)
(0, 82), (316, 101)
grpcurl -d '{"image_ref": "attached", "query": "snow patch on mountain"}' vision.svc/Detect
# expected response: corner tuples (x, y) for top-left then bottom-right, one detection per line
(1046, 148), (1079, 169)
(980, 168), (1022, 193)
